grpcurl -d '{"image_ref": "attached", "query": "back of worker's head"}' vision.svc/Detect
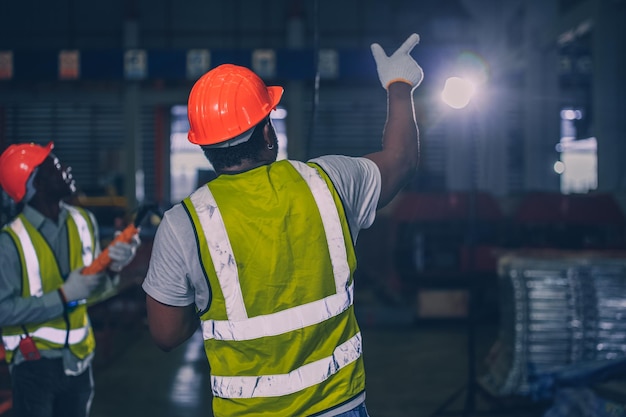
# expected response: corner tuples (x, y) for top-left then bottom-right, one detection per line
(187, 64), (283, 150)
(0, 141), (54, 203)
(201, 117), (274, 172)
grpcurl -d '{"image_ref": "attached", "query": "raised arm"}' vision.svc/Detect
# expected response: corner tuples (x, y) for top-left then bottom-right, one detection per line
(365, 33), (423, 208)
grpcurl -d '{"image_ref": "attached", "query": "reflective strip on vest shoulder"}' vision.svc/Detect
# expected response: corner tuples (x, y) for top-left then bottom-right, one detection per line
(211, 332), (362, 398)
(64, 205), (94, 266)
(9, 218), (43, 297)
(288, 161), (350, 294)
(2, 324), (90, 351)
(189, 187), (248, 321)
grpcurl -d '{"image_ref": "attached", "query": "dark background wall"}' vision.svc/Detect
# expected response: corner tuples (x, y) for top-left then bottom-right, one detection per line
(0, 0), (624, 213)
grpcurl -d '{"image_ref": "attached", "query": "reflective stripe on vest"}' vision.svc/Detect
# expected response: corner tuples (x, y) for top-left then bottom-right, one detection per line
(7, 208), (94, 297)
(3, 325), (90, 351)
(64, 205), (95, 266)
(8, 218), (42, 297)
(202, 281), (354, 341)
(192, 161), (360, 399)
(212, 332), (362, 399)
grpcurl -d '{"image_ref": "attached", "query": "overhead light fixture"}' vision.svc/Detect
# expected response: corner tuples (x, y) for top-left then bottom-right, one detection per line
(441, 76), (475, 109)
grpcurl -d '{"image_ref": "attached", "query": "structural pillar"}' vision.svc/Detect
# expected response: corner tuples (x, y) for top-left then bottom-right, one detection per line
(284, 0), (308, 161)
(123, 17), (143, 207)
(594, 1), (626, 192)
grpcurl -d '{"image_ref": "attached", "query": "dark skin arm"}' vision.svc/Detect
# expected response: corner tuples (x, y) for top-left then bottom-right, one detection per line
(364, 82), (419, 209)
(146, 294), (200, 352)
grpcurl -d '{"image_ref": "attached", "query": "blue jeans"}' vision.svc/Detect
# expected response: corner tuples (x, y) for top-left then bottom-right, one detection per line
(11, 358), (94, 417)
(335, 403), (370, 417)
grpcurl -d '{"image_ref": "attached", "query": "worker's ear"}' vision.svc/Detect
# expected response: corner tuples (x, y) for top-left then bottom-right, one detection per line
(262, 123), (270, 142)
(262, 118), (274, 148)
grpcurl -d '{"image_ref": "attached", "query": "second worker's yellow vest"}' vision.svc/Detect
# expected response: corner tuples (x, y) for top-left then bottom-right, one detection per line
(1, 205), (97, 365)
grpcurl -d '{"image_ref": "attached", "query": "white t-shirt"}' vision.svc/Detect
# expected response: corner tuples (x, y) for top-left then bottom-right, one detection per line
(142, 155), (381, 311)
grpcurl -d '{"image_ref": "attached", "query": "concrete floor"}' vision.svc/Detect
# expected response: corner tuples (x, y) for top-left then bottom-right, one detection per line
(88, 320), (549, 417)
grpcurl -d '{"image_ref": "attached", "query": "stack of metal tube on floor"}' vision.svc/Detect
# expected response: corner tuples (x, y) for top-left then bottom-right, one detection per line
(480, 252), (626, 399)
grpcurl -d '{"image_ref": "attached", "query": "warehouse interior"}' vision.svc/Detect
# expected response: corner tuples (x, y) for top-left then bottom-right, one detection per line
(1, 0), (625, 416)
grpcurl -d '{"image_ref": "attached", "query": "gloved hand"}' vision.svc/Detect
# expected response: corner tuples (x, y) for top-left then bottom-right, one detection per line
(371, 33), (424, 90)
(108, 234), (141, 272)
(61, 268), (107, 302)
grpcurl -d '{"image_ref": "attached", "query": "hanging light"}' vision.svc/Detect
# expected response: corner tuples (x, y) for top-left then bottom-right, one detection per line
(441, 76), (476, 109)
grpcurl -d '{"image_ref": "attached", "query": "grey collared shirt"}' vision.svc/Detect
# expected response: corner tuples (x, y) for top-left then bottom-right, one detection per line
(0, 203), (101, 373)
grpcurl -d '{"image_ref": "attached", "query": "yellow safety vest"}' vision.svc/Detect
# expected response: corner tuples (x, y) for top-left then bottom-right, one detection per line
(1, 205), (97, 364)
(183, 160), (365, 417)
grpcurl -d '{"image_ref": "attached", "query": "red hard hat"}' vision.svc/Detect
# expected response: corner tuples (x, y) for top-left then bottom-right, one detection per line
(0, 141), (54, 203)
(187, 64), (284, 147)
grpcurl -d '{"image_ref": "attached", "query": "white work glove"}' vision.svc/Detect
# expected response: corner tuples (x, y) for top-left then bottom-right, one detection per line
(108, 234), (141, 272)
(61, 268), (107, 302)
(370, 33), (424, 91)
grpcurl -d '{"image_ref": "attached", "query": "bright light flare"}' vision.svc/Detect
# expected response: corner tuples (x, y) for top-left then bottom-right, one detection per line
(441, 77), (476, 109)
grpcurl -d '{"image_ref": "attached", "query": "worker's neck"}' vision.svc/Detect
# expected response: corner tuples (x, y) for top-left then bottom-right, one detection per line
(28, 197), (62, 222)
(217, 159), (272, 176)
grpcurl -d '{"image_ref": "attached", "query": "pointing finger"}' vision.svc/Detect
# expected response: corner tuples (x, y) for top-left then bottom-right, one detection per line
(396, 33), (420, 55)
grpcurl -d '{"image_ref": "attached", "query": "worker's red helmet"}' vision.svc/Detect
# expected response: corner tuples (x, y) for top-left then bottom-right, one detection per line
(0, 141), (54, 203)
(187, 64), (284, 147)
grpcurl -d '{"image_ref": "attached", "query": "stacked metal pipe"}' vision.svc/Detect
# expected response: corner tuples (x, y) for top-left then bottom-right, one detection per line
(480, 253), (626, 398)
